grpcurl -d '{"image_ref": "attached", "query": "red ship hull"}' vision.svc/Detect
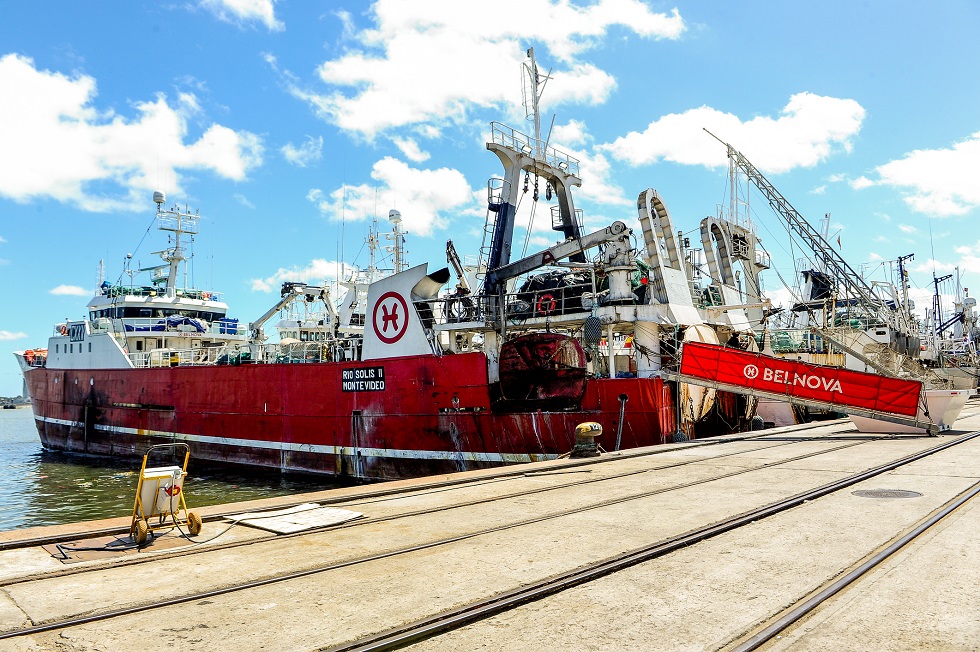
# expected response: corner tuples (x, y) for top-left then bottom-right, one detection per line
(25, 352), (677, 480)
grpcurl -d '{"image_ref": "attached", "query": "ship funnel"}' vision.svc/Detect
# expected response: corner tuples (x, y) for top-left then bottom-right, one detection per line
(411, 267), (450, 301)
(153, 191), (166, 206)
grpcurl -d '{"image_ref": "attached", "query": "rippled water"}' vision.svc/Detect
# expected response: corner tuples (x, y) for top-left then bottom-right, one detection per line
(0, 407), (346, 532)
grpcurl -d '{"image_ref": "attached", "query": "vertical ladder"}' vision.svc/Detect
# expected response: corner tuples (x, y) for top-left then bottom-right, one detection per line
(476, 178), (508, 288)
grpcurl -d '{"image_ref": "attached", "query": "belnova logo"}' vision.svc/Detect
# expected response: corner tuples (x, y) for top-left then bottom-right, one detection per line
(743, 364), (759, 379)
(761, 367), (843, 393)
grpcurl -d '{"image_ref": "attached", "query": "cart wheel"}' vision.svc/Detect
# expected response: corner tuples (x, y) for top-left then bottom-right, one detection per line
(134, 518), (148, 546)
(187, 512), (203, 536)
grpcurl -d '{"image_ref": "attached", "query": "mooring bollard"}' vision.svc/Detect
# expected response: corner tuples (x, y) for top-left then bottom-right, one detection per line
(570, 422), (603, 458)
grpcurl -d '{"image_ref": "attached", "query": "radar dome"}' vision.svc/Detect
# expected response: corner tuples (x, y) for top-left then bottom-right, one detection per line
(153, 191), (166, 205)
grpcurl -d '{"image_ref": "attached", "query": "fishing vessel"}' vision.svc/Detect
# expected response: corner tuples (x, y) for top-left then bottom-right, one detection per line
(15, 49), (773, 480)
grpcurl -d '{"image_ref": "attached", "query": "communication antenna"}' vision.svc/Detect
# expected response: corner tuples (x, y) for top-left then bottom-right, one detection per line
(386, 209), (407, 273)
(522, 47), (553, 157)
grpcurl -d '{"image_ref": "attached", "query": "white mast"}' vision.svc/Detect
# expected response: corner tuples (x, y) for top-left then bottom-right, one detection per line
(386, 209), (407, 273)
(150, 191), (200, 297)
(522, 47), (552, 158)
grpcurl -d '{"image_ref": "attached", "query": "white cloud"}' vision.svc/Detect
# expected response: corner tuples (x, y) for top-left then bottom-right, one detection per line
(762, 285), (797, 310)
(199, 0), (284, 31)
(0, 54), (263, 212)
(335, 10), (356, 40)
(288, 0), (683, 138)
(897, 224), (918, 234)
(551, 119), (588, 147)
(953, 241), (980, 274)
(281, 136), (324, 167)
(250, 259), (355, 292)
(849, 175), (874, 190)
(549, 120), (629, 207)
(50, 285), (91, 296)
(233, 193), (255, 209)
(602, 93), (866, 173)
(576, 151), (631, 206)
(810, 185), (827, 195)
(911, 259), (957, 276)
(391, 137), (430, 162)
(0, 235), (6, 243)
(854, 132), (980, 217)
(0, 330), (27, 341)
(307, 157), (474, 236)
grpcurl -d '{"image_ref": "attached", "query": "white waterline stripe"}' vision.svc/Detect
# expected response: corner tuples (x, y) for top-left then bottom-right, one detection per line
(36, 416), (556, 464)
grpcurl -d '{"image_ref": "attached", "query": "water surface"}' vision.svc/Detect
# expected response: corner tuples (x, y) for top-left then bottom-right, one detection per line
(0, 407), (343, 532)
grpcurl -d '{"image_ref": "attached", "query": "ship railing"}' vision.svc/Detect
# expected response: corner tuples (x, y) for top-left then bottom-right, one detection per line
(490, 122), (580, 177)
(935, 336), (978, 357)
(261, 339), (362, 364)
(89, 318), (113, 334)
(767, 328), (835, 355)
(502, 280), (596, 321)
(128, 346), (224, 368)
(21, 352), (47, 368)
(126, 338), (365, 368)
(434, 280), (597, 326)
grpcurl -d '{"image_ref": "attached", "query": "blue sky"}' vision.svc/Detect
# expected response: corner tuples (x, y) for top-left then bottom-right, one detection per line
(2, 1), (979, 396)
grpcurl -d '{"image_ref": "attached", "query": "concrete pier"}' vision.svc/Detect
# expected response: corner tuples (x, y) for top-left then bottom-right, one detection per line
(1, 400), (978, 651)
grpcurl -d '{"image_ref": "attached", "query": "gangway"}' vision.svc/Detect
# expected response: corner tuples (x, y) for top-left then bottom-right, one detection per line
(667, 341), (940, 435)
(665, 371), (939, 434)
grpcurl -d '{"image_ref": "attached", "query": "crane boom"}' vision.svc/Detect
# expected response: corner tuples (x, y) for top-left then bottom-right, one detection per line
(485, 221), (630, 288)
(705, 129), (908, 333)
(249, 282), (333, 342)
(445, 240), (471, 293)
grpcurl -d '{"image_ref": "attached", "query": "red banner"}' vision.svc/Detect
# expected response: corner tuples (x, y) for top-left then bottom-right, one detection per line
(679, 341), (922, 417)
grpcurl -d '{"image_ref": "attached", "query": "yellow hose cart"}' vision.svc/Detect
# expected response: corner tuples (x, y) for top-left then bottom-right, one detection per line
(129, 443), (202, 546)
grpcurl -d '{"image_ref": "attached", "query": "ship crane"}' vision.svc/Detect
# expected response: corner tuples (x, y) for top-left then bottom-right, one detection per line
(705, 131), (951, 386)
(484, 220), (632, 289)
(704, 129), (913, 336)
(249, 282), (334, 343)
(445, 240), (472, 294)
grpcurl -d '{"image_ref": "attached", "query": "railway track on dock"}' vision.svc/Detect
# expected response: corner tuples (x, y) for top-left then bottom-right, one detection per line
(0, 436), (868, 588)
(721, 476), (980, 651)
(2, 428), (977, 650)
(318, 429), (980, 652)
(2, 422), (841, 554)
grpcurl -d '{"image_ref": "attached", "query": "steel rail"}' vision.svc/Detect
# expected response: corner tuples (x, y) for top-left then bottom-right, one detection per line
(0, 436), (882, 640)
(317, 429), (980, 652)
(728, 477), (980, 651)
(0, 436), (820, 588)
(1, 423), (828, 553)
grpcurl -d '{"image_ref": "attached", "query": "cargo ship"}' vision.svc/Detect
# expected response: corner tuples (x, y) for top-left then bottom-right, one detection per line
(15, 49), (770, 480)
